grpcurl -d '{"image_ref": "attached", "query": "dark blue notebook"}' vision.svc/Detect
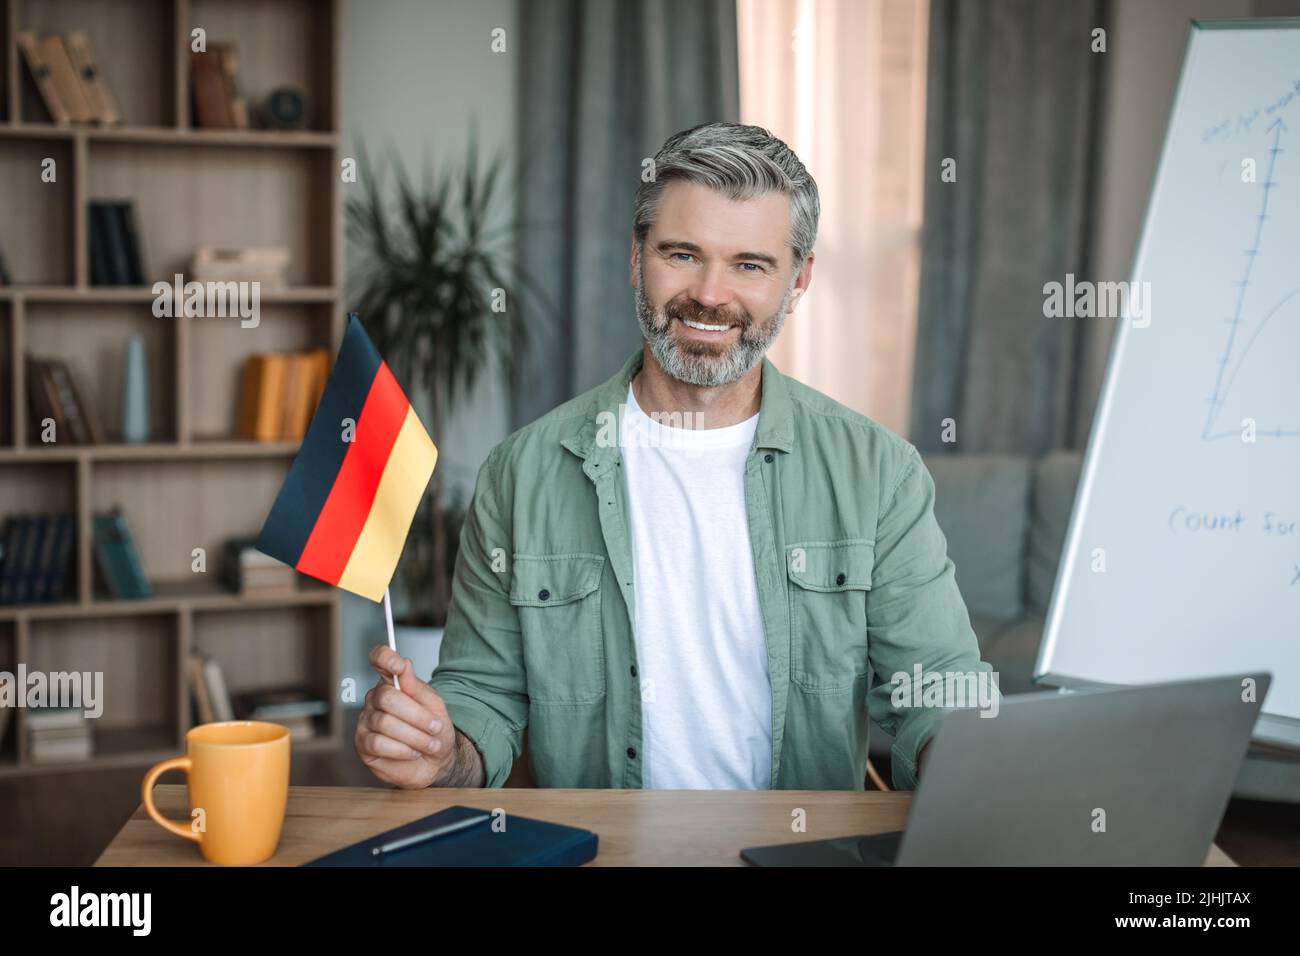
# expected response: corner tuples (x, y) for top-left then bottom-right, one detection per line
(303, 804), (599, 867)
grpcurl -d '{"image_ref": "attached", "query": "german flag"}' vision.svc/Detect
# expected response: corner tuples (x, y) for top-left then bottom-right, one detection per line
(256, 314), (437, 602)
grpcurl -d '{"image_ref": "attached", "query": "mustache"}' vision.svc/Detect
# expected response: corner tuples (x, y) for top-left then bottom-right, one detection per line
(665, 298), (749, 328)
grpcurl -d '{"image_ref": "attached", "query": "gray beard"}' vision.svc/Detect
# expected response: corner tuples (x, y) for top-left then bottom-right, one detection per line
(634, 257), (794, 388)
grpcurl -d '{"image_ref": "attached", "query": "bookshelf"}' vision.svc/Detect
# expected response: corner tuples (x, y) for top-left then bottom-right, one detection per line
(0, 0), (344, 777)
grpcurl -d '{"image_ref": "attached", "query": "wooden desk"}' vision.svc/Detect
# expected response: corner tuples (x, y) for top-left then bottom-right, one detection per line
(96, 784), (1237, 866)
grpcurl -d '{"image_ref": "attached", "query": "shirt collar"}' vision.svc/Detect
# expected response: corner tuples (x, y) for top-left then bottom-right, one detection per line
(560, 347), (795, 462)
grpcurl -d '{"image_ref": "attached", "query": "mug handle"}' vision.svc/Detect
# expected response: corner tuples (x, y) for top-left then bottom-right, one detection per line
(142, 756), (201, 844)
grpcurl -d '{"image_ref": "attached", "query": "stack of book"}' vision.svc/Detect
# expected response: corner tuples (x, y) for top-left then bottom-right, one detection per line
(26, 355), (103, 444)
(89, 200), (147, 286)
(191, 245), (290, 289)
(236, 349), (330, 442)
(0, 513), (76, 605)
(191, 43), (248, 128)
(18, 30), (120, 125)
(220, 535), (297, 596)
(27, 708), (93, 764)
(232, 687), (327, 742)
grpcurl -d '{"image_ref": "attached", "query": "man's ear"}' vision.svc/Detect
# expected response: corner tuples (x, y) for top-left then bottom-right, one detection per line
(788, 252), (814, 313)
(628, 233), (640, 289)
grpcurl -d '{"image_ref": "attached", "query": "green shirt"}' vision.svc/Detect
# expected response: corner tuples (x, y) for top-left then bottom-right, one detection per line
(429, 348), (998, 790)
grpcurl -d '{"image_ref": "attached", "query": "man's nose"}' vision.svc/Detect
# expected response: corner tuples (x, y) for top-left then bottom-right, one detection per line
(688, 261), (733, 309)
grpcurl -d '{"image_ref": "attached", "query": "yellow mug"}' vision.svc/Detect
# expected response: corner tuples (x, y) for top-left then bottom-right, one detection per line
(142, 720), (290, 865)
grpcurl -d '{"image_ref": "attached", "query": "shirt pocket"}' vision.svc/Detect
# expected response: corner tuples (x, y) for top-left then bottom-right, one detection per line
(509, 552), (606, 704)
(785, 538), (874, 692)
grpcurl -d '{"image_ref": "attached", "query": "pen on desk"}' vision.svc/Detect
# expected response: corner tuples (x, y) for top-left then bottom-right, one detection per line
(371, 813), (492, 857)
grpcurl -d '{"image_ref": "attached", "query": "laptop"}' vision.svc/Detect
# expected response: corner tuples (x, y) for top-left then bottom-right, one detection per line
(742, 672), (1270, 866)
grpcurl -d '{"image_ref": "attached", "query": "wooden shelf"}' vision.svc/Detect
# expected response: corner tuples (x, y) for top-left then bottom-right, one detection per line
(0, 285), (338, 303)
(0, 0), (346, 777)
(0, 439), (304, 463)
(0, 123), (338, 149)
(0, 729), (340, 779)
(0, 579), (334, 623)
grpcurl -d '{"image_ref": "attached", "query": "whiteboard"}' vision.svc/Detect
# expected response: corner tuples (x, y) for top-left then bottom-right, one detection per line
(1038, 20), (1300, 748)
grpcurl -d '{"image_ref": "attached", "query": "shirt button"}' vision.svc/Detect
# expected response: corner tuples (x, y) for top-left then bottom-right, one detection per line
(630, 665), (638, 678)
(627, 747), (637, 759)
(538, 589), (550, 601)
(836, 573), (846, 585)
(764, 453), (774, 463)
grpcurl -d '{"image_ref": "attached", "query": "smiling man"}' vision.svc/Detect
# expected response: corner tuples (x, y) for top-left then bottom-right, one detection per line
(354, 122), (998, 791)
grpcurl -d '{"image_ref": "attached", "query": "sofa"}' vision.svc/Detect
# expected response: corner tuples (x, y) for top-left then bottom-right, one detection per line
(868, 449), (1084, 759)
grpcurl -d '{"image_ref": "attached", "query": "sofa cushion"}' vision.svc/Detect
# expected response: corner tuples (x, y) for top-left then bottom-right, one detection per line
(982, 614), (1047, 696)
(1026, 450), (1084, 614)
(922, 454), (1032, 622)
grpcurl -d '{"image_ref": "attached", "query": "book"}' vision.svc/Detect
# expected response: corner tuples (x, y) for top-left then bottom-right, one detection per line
(27, 707), (94, 764)
(38, 35), (95, 124)
(189, 653), (215, 724)
(232, 686), (328, 721)
(46, 359), (102, 444)
(190, 245), (290, 287)
(16, 32), (70, 124)
(215, 45), (248, 128)
(92, 508), (151, 599)
(64, 31), (121, 125)
(236, 353), (287, 441)
(303, 805), (600, 867)
(205, 659), (233, 722)
(12, 514), (45, 603)
(44, 514), (76, 602)
(89, 201), (145, 286)
(191, 45), (236, 128)
(235, 349), (330, 442)
(0, 516), (31, 604)
(26, 355), (102, 445)
(113, 201), (147, 285)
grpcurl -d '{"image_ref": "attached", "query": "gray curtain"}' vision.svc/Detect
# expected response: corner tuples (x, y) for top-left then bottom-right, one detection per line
(512, 0), (740, 428)
(910, 0), (1109, 455)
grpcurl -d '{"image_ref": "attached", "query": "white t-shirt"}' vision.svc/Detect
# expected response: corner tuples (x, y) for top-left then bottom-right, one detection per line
(620, 381), (772, 789)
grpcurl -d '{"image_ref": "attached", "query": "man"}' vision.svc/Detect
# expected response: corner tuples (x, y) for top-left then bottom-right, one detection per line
(355, 122), (998, 791)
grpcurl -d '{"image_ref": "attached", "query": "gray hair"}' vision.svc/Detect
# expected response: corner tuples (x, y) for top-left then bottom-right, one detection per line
(633, 122), (820, 272)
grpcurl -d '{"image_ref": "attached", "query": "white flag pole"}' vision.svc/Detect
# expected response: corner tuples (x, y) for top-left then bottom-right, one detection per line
(383, 587), (400, 689)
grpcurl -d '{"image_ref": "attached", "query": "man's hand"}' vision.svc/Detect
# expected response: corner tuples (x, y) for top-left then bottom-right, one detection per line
(355, 646), (479, 789)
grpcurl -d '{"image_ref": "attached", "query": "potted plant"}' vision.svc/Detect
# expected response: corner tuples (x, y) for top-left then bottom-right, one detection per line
(347, 134), (548, 670)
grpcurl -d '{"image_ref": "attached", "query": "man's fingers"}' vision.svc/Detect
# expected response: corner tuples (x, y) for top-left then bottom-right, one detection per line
(360, 754), (428, 787)
(396, 657), (450, 716)
(357, 726), (423, 761)
(371, 646), (448, 715)
(367, 692), (443, 754)
(369, 644), (405, 678)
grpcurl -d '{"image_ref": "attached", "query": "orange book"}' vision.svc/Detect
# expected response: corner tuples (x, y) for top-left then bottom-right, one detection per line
(306, 349), (330, 413)
(255, 355), (287, 441)
(235, 355), (265, 439)
(279, 353), (309, 441)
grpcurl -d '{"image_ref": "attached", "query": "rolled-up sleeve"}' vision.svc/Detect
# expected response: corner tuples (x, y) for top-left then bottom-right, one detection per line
(865, 446), (1001, 790)
(428, 447), (528, 788)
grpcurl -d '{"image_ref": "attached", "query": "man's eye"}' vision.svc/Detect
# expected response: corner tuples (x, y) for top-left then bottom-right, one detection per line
(671, 252), (694, 262)
(738, 262), (761, 272)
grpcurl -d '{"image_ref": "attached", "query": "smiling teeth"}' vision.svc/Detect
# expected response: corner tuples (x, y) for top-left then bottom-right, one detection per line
(683, 319), (732, 331)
